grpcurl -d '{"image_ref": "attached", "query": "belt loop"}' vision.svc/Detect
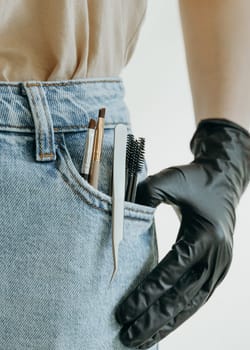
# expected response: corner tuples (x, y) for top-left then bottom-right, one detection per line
(22, 82), (56, 162)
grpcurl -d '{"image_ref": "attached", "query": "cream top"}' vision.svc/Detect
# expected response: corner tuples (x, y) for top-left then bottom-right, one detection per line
(0, 0), (148, 81)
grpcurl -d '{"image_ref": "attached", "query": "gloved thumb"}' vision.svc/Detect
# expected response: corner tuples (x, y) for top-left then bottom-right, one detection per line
(135, 166), (188, 209)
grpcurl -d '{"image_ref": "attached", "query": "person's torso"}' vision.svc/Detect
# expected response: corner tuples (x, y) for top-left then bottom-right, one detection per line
(0, 0), (147, 81)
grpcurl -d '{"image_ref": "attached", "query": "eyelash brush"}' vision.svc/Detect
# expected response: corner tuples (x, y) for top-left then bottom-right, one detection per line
(125, 134), (135, 200)
(130, 137), (145, 202)
(125, 134), (145, 202)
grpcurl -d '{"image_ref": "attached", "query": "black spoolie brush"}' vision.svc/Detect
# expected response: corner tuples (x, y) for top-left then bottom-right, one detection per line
(125, 134), (136, 201)
(125, 135), (146, 202)
(130, 137), (145, 202)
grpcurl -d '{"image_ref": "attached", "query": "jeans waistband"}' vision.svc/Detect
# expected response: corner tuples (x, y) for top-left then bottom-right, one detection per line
(0, 76), (131, 162)
(0, 76), (130, 132)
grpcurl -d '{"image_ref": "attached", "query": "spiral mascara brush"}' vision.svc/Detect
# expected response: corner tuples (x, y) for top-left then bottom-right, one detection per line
(130, 137), (145, 202)
(125, 134), (136, 201)
(125, 134), (135, 200)
(125, 135), (146, 202)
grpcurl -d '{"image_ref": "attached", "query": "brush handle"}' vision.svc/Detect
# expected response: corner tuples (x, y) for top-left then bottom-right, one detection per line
(89, 160), (100, 188)
(130, 173), (138, 203)
(125, 173), (134, 202)
(125, 168), (129, 197)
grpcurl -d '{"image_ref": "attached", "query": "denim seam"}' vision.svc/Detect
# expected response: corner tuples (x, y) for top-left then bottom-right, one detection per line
(59, 169), (152, 221)
(0, 79), (121, 88)
(29, 86), (44, 158)
(39, 153), (55, 159)
(59, 170), (111, 214)
(0, 79), (121, 87)
(53, 125), (89, 131)
(0, 123), (129, 131)
(38, 86), (54, 158)
(0, 125), (87, 130)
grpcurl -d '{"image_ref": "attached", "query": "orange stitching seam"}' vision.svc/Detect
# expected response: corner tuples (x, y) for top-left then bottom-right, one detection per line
(0, 79), (122, 88)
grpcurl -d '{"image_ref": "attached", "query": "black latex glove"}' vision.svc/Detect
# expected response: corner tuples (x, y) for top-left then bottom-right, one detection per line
(115, 118), (250, 349)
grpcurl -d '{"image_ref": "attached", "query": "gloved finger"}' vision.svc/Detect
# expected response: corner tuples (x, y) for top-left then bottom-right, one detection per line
(118, 263), (209, 348)
(135, 166), (189, 208)
(136, 288), (209, 349)
(115, 217), (208, 325)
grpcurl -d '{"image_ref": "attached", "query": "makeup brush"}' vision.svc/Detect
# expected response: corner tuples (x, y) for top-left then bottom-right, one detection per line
(125, 135), (146, 202)
(89, 108), (106, 188)
(130, 137), (145, 202)
(80, 118), (96, 181)
(125, 134), (136, 201)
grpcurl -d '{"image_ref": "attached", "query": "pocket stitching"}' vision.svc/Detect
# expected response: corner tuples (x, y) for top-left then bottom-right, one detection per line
(57, 143), (154, 221)
(57, 165), (110, 214)
(56, 143), (155, 221)
(57, 142), (112, 206)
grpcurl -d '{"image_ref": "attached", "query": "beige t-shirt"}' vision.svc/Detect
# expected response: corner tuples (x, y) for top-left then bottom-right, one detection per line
(0, 0), (147, 81)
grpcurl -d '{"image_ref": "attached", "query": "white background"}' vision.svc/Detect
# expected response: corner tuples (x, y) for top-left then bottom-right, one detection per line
(121, 1), (250, 349)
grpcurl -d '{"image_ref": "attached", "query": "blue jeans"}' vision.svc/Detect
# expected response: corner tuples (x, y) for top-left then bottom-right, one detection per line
(0, 77), (159, 349)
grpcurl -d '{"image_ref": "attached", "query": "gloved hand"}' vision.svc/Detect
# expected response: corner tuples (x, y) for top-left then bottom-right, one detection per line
(115, 118), (250, 349)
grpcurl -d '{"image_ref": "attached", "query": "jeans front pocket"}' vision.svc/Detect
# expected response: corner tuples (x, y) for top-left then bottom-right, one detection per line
(53, 129), (159, 349)
(54, 129), (156, 219)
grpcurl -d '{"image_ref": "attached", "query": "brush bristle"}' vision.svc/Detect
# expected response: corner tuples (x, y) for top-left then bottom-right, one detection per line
(98, 108), (106, 118)
(126, 134), (135, 173)
(88, 118), (96, 129)
(137, 137), (145, 172)
(125, 135), (145, 175)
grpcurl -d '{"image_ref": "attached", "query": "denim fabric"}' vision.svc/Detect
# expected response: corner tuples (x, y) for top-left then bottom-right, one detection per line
(0, 77), (159, 350)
